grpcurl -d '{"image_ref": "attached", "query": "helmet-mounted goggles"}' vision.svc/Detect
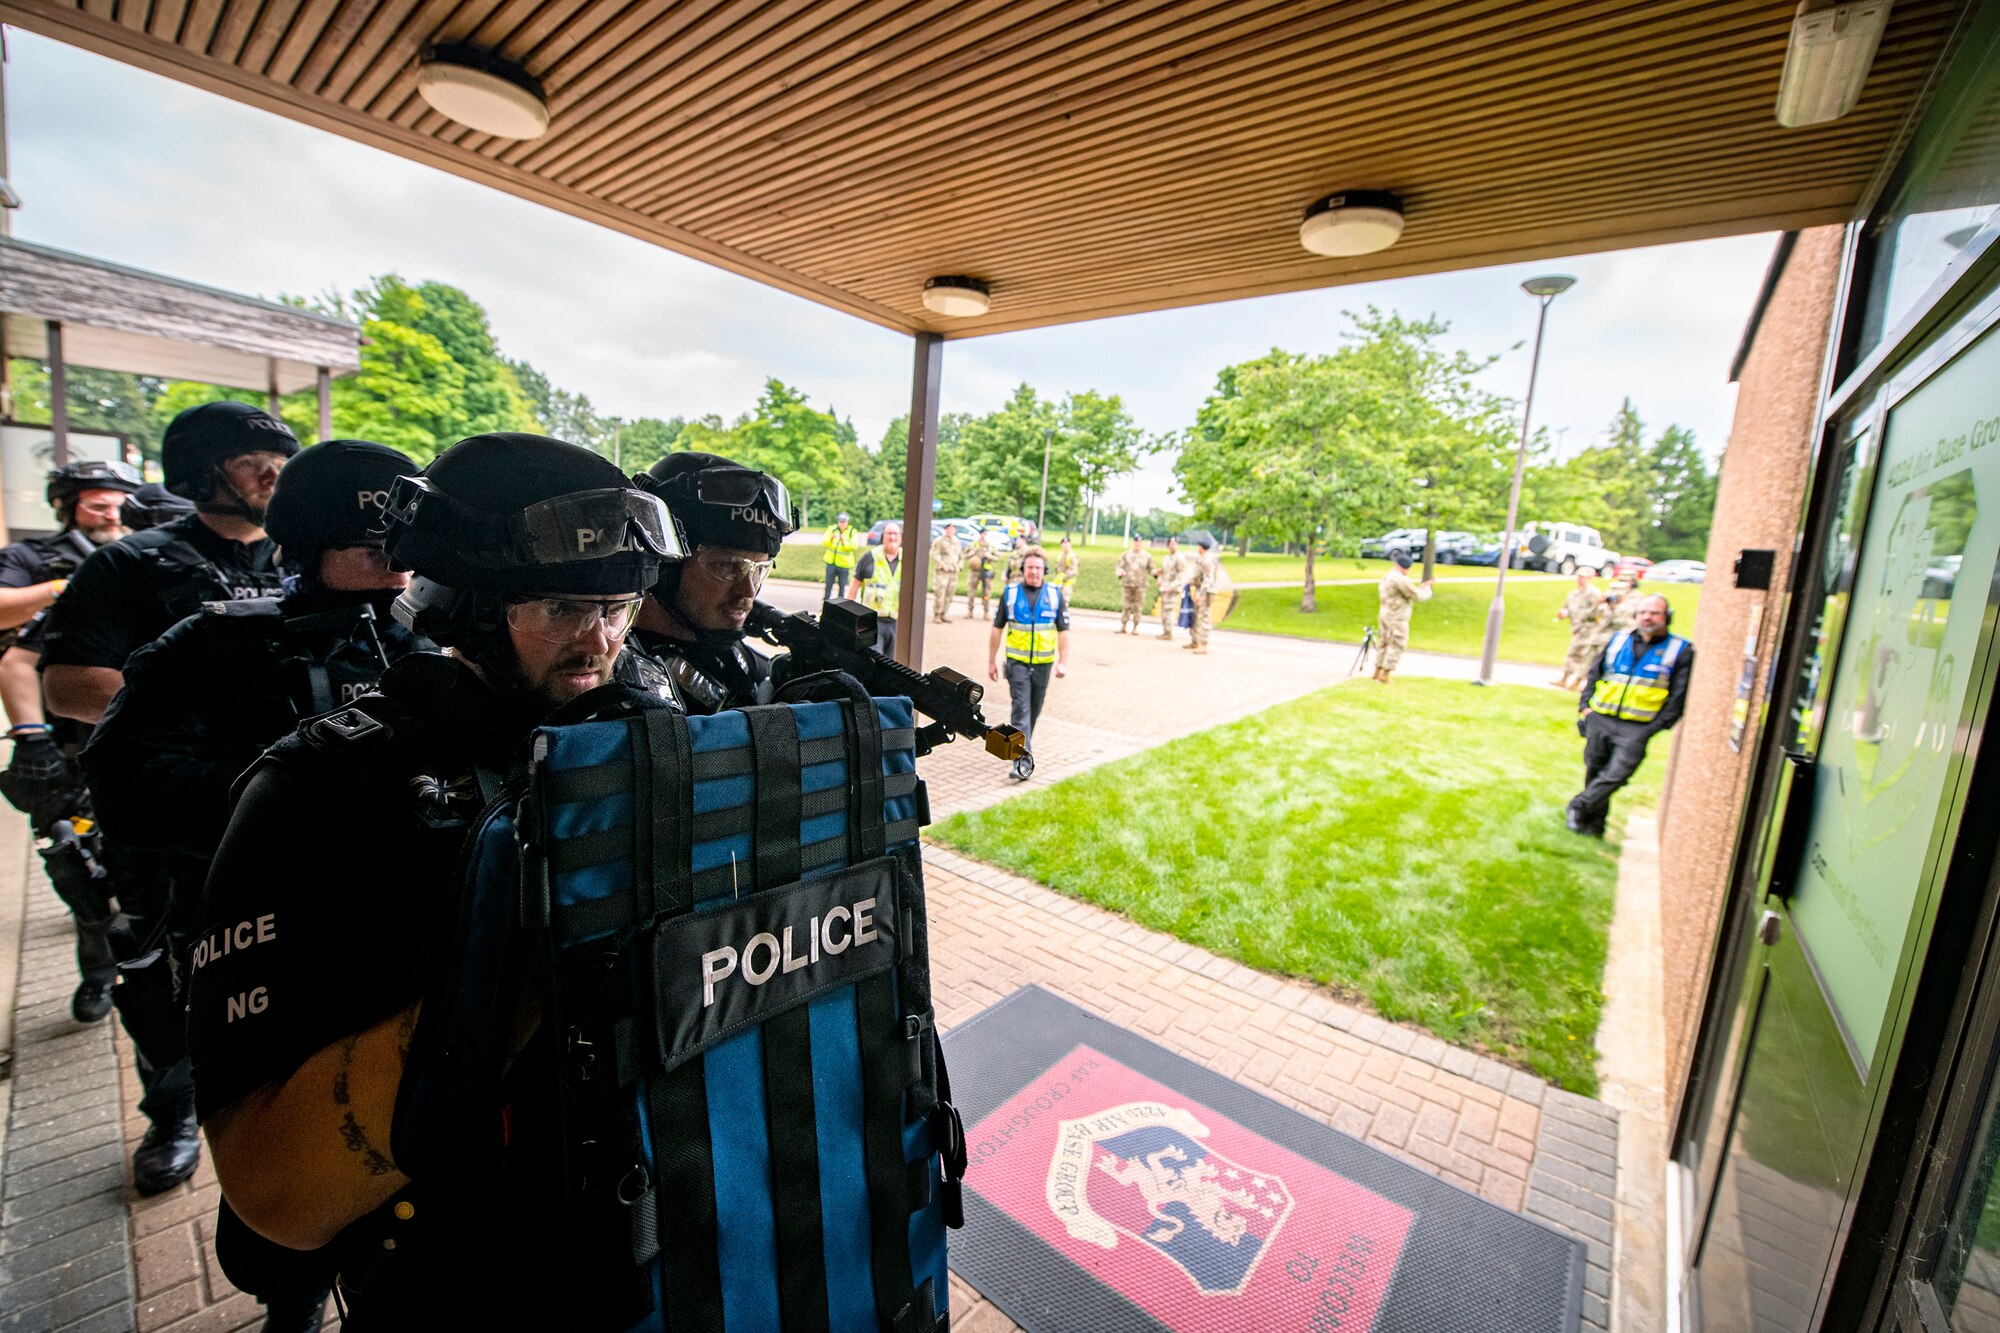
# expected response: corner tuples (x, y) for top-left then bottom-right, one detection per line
(47, 458), (143, 497)
(383, 475), (686, 570)
(661, 466), (799, 534)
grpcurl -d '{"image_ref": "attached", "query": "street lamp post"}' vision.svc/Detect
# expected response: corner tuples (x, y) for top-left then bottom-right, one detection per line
(1037, 427), (1053, 535)
(1478, 273), (1575, 686)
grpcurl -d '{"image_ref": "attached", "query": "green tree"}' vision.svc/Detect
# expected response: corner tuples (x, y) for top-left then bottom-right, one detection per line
(1647, 425), (1717, 560)
(959, 385), (1063, 524)
(614, 416), (686, 473)
(726, 379), (844, 523)
(1060, 390), (1144, 539)
(1182, 347), (1403, 611)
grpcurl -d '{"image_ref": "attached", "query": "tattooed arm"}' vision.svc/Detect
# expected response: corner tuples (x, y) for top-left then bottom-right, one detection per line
(206, 1003), (420, 1251)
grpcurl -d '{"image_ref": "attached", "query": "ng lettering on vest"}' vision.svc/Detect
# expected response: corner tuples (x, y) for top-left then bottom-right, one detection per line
(656, 857), (902, 1071)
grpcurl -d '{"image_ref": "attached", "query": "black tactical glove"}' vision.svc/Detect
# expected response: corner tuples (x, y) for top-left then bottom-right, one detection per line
(1576, 712), (1589, 738)
(0, 732), (76, 824)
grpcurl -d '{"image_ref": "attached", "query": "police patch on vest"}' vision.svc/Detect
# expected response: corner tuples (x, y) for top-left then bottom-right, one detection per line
(653, 856), (901, 1071)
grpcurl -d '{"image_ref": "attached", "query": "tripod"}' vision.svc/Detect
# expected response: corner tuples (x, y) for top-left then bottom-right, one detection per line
(1350, 625), (1376, 675)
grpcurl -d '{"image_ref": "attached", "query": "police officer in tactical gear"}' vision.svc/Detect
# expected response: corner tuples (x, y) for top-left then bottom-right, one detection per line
(84, 439), (428, 875)
(188, 433), (682, 1326)
(630, 450), (794, 714)
(0, 459), (144, 1022)
(36, 402), (296, 1196)
(43, 401), (296, 722)
(83, 440), (426, 1333)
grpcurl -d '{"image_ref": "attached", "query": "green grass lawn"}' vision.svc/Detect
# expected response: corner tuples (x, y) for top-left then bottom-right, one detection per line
(930, 678), (1658, 1093)
(779, 542), (1435, 609)
(1226, 580), (1704, 667)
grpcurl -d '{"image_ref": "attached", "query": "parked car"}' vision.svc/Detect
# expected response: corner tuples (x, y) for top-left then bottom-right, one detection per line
(1431, 530), (1482, 563)
(1359, 528), (1430, 560)
(932, 518), (981, 548)
(1649, 560), (1707, 583)
(1611, 556), (1655, 582)
(1463, 535), (1532, 568)
(966, 512), (1037, 543)
(1522, 521), (1619, 575)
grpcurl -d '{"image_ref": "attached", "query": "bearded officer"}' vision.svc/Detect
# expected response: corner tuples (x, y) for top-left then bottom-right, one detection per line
(38, 402), (294, 1195)
(1567, 594), (1693, 836)
(929, 523), (964, 623)
(630, 450), (794, 713)
(0, 459), (142, 1022)
(187, 433), (681, 1326)
(1373, 550), (1433, 683)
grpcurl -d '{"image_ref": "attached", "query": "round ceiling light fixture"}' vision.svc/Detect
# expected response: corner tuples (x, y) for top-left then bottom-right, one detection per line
(416, 43), (550, 140)
(922, 276), (991, 318)
(1298, 190), (1405, 257)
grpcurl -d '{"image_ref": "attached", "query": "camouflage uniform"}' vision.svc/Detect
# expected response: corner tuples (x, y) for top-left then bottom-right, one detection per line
(1376, 566), (1432, 675)
(1114, 544), (1156, 633)
(1185, 545), (1223, 652)
(1155, 545), (1185, 639)
(1562, 585), (1613, 681)
(1051, 546), (1079, 590)
(1607, 580), (1641, 633)
(964, 534), (996, 618)
(929, 532), (963, 622)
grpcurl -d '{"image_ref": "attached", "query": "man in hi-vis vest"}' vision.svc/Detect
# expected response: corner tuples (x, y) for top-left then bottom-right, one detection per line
(1567, 594), (1693, 837)
(989, 547), (1070, 783)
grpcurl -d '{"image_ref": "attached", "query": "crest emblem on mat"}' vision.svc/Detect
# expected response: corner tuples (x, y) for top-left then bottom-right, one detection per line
(1046, 1101), (1294, 1295)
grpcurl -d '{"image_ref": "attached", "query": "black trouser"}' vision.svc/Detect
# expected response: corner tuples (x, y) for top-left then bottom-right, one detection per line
(102, 844), (196, 1128)
(31, 810), (118, 986)
(823, 563), (847, 603)
(1568, 712), (1655, 834)
(875, 616), (897, 660)
(1005, 659), (1052, 753)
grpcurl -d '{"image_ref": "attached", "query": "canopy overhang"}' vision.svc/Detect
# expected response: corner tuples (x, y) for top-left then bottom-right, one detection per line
(0, 0), (1965, 339)
(0, 236), (362, 394)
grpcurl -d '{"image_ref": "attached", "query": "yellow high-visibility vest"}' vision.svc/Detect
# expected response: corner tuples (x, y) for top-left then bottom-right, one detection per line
(1588, 631), (1687, 723)
(822, 524), (859, 570)
(1003, 582), (1064, 665)
(858, 554), (900, 619)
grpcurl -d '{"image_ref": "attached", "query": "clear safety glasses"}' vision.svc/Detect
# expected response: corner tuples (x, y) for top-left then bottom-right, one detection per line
(689, 549), (775, 590)
(385, 476), (685, 567)
(504, 595), (645, 643)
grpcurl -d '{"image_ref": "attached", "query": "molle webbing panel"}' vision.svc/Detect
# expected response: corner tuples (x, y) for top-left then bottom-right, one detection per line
(529, 698), (948, 1333)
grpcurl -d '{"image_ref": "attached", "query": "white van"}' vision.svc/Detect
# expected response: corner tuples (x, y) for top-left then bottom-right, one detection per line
(1524, 522), (1619, 574)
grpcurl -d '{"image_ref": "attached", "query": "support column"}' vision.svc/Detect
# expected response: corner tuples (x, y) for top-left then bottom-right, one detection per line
(266, 363), (281, 416)
(895, 332), (943, 669)
(47, 320), (67, 467)
(317, 366), (333, 441)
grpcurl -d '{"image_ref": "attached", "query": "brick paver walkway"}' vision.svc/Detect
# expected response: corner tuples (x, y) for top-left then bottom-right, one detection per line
(0, 604), (1623, 1331)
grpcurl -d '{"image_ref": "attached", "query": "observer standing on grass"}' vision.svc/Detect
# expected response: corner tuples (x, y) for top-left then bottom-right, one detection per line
(1567, 593), (1692, 837)
(990, 548), (1069, 782)
(1374, 550), (1433, 683)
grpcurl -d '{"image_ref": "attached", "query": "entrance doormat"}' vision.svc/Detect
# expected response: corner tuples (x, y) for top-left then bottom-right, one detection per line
(941, 986), (1584, 1333)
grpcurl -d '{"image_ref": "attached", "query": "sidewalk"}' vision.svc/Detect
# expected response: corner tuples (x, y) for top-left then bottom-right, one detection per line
(0, 609), (1635, 1332)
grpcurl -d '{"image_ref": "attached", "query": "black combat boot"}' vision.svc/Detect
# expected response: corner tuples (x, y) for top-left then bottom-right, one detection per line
(70, 974), (114, 1023)
(132, 1107), (201, 1195)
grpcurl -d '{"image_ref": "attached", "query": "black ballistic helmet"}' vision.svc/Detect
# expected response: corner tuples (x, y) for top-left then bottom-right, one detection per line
(46, 458), (142, 511)
(386, 434), (680, 647)
(125, 483), (196, 531)
(636, 452), (796, 559)
(161, 401), (300, 500)
(263, 439), (420, 561)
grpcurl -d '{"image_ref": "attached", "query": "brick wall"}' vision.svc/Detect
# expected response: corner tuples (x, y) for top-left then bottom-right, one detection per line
(1657, 225), (1845, 1101)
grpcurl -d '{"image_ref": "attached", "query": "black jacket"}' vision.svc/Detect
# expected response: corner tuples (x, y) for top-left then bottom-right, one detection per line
(81, 588), (429, 862)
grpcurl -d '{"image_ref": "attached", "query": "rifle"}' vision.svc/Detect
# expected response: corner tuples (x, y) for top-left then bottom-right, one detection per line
(749, 598), (1028, 767)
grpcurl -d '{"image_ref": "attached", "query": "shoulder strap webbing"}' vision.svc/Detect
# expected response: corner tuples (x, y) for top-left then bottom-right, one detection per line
(627, 708), (693, 923)
(744, 706), (832, 1333)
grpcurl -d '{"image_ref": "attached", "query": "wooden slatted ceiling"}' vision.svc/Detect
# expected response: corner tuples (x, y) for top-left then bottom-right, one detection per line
(0, 0), (1963, 337)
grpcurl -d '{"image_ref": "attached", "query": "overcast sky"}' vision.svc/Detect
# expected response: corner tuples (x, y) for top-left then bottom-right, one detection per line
(4, 27), (1781, 511)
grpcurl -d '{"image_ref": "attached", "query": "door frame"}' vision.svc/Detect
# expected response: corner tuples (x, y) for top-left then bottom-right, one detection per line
(1676, 232), (2000, 1330)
